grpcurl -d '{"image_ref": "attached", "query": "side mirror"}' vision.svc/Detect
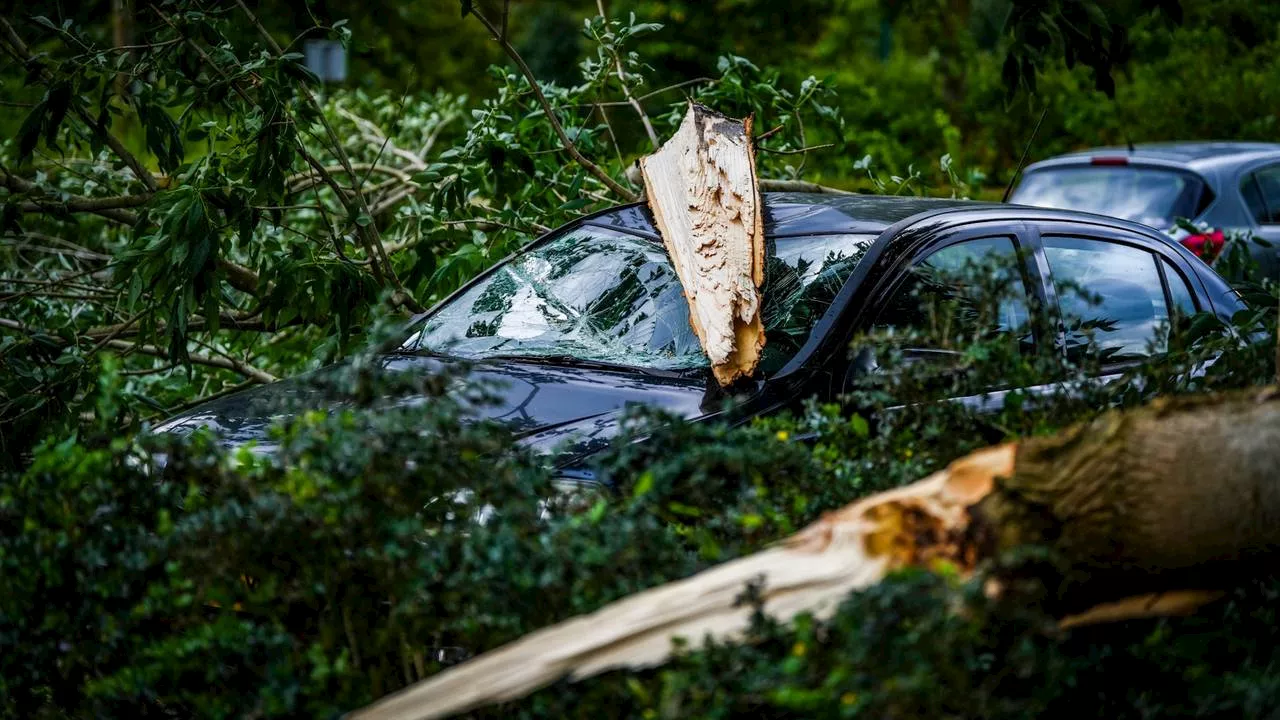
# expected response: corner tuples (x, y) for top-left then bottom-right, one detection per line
(843, 346), (879, 391)
(850, 346), (878, 377)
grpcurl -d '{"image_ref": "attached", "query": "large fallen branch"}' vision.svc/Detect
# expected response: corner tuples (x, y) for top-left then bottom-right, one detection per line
(640, 103), (766, 386)
(351, 387), (1280, 720)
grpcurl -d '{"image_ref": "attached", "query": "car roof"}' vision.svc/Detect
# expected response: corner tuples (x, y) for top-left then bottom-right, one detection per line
(1024, 141), (1280, 174)
(762, 192), (990, 236)
(588, 192), (993, 240)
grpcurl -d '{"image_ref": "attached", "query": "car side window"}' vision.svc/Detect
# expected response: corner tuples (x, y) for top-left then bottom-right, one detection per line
(1242, 174), (1270, 224)
(874, 236), (1034, 350)
(1244, 165), (1280, 224)
(1160, 258), (1198, 317)
(1042, 236), (1171, 363)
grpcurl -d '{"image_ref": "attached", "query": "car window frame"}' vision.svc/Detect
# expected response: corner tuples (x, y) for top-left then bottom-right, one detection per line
(867, 231), (1044, 352)
(1241, 172), (1272, 225)
(1027, 220), (1206, 373)
(813, 219), (1060, 405)
(836, 220), (1053, 378)
(1243, 163), (1280, 225)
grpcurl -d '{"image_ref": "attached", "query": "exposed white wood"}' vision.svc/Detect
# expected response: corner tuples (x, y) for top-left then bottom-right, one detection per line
(639, 103), (766, 386)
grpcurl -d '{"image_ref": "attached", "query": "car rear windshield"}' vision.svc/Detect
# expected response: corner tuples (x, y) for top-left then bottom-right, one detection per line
(1011, 165), (1209, 229)
(402, 226), (875, 374)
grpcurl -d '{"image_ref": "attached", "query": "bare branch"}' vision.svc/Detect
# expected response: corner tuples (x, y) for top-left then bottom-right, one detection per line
(334, 107), (433, 170)
(467, 6), (638, 201)
(88, 309), (145, 354)
(754, 123), (785, 141)
(0, 264), (118, 303)
(287, 162), (415, 195)
(0, 167), (146, 225)
(595, 103), (626, 168)
(757, 178), (853, 194)
(113, 342), (275, 383)
(757, 142), (836, 156)
(150, 379), (255, 420)
(575, 77), (715, 108)
(1, 233), (111, 262)
(381, 218), (546, 256)
(0, 317), (277, 383)
(594, 0), (659, 150)
(83, 311), (278, 340)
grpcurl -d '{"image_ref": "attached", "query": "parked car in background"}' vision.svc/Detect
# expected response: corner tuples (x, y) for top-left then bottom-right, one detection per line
(157, 193), (1244, 486)
(1010, 142), (1280, 278)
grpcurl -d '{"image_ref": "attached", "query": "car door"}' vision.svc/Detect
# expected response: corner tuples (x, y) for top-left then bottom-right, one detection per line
(1236, 162), (1280, 278)
(1030, 222), (1203, 384)
(848, 223), (1055, 413)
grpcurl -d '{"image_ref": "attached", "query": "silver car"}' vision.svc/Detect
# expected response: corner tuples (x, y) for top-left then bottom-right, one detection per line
(1010, 141), (1280, 278)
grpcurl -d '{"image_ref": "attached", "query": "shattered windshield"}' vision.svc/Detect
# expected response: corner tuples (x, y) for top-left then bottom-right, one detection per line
(403, 225), (874, 373)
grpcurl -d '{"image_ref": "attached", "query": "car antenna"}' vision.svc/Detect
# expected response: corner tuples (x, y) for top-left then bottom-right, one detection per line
(1002, 104), (1049, 203)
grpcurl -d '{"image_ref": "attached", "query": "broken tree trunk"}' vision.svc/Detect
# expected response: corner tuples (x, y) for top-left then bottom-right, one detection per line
(640, 103), (766, 386)
(349, 387), (1280, 720)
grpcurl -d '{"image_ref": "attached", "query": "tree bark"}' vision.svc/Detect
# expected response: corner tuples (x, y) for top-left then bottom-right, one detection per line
(640, 103), (766, 386)
(350, 387), (1280, 720)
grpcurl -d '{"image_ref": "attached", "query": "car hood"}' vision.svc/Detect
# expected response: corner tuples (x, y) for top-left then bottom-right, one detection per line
(153, 354), (719, 468)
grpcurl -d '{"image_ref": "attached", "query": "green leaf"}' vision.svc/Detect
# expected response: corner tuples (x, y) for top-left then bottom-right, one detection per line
(850, 414), (869, 438)
(558, 198), (591, 211)
(42, 83), (73, 150)
(15, 99), (47, 162)
(1082, 1), (1111, 30)
(631, 471), (654, 499)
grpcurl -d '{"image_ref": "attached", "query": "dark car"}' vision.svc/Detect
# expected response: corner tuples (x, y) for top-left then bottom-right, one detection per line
(156, 192), (1243, 487)
(1010, 141), (1280, 276)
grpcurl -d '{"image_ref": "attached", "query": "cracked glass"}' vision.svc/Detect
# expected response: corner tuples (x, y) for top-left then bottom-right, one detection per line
(403, 226), (875, 373)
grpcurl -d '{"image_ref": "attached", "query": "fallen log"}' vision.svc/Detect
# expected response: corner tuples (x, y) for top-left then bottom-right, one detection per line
(640, 103), (766, 386)
(349, 387), (1280, 720)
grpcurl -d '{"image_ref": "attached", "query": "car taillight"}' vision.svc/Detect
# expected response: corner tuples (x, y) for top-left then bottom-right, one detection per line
(1180, 229), (1226, 262)
(1090, 156), (1129, 166)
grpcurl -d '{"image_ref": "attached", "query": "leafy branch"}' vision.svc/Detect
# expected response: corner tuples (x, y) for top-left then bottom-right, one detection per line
(463, 2), (639, 201)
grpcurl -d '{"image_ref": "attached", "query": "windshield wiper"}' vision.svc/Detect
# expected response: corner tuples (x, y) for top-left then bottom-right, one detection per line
(480, 353), (704, 379)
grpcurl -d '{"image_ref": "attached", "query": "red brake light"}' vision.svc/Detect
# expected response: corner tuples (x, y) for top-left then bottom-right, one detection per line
(1090, 156), (1129, 166)
(1180, 230), (1225, 262)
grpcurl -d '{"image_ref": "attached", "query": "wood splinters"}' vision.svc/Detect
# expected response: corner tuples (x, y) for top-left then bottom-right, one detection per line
(1058, 590), (1227, 630)
(639, 102), (766, 387)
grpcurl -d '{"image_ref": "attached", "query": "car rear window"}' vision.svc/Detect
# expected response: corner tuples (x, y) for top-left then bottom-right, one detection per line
(1011, 166), (1210, 229)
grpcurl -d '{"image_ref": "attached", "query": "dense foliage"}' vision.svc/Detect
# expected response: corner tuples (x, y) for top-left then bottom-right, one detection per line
(5, 0), (1280, 717)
